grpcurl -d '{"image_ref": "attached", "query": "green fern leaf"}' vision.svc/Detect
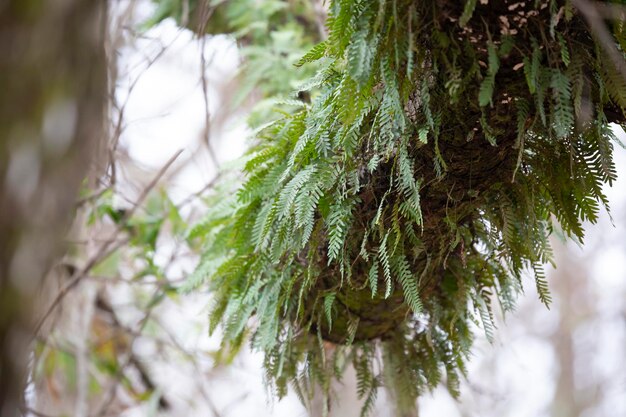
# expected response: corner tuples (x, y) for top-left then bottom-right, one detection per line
(478, 42), (500, 107)
(392, 255), (422, 314)
(295, 41), (328, 67)
(379, 232), (392, 298)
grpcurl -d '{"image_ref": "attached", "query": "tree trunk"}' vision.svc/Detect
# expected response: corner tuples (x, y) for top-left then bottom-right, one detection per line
(0, 1), (107, 415)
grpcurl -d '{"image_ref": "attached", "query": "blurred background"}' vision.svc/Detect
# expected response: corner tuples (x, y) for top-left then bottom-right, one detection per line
(24, 1), (626, 416)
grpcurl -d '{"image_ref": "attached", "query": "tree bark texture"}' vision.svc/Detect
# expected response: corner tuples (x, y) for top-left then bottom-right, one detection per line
(0, 1), (107, 415)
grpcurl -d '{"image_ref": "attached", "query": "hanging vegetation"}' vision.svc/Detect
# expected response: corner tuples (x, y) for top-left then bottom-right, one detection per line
(151, 0), (626, 414)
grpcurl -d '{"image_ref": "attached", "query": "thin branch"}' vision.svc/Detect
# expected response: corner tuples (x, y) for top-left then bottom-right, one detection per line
(90, 288), (163, 417)
(75, 187), (109, 208)
(175, 172), (221, 209)
(94, 294), (171, 411)
(32, 150), (184, 339)
(198, 1), (220, 168)
(108, 25), (187, 186)
(573, 0), (626, 82)
(150, 316), (224, 417)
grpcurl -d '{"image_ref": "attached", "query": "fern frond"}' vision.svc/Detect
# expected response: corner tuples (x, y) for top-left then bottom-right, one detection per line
(324, 292), (336, 329)
(327, 198), (354, 263)
(391, 255), (422, 314)
(551, 70), (574, 138)
(533, 262), (552, 307)
(295, 41), (328, 67)
(479, 42), (500, 107)
(379, 232), (392, 298)
(459, 0), (477, 28)
(368, 258), (379, 297)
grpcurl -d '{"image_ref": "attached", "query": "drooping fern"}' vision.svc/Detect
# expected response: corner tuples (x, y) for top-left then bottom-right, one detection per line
(148, 0), (626, 415)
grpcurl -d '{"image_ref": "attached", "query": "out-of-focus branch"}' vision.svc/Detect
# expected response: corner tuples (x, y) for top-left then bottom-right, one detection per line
(573, 0), (626, 81)
(198, 0), (220, 168)
(150, 315), (224, 417)
(74, 286), (96, 417)
(33, 150), (183, 339)
(94, 294), (171, 412)
(91, 288), (164, 417)
(312, 0), (329, 40)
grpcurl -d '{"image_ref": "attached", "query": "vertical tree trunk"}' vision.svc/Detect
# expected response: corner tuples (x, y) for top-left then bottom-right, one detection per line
(550, 242), (598, 417)
(0, 1), (107, 415)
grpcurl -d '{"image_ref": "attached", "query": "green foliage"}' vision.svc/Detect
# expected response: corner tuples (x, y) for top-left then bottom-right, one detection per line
(145, 0), (324, 125)
(154, 0), (626, 415)
(478, 42), (500, 107)
(459, 0), (477, 28)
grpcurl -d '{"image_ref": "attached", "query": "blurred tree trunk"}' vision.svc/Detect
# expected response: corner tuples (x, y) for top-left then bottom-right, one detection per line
(550, 242), (598, 417)
(0, 1), (107, 415)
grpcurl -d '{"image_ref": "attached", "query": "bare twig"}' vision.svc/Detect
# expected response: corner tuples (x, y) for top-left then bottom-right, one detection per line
(94, 294), (171, 411)
(150, 316), (223, 417)
(90, 289), (164, 417)
(75, 187), (110, 208)
(108, 25), (187, 186)
(197, 1), (220, 168)
(32, 150), (184, 339)
(175, 172), (222, 209)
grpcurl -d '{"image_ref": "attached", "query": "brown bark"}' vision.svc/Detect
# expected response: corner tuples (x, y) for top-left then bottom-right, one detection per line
(0, 1), (107, 415)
